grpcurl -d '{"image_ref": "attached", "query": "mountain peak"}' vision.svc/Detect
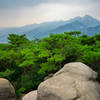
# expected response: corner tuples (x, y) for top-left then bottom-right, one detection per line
(78, 15), (100, 27)
(0, 15), (100, 43)
(83, 15), (92, 18)
(82, 15), (98, 21)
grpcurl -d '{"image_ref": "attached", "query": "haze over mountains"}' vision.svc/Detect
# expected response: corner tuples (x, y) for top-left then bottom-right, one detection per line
(0, 15), (100, 43)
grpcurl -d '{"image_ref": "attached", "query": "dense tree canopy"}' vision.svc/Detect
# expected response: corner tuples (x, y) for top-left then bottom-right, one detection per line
(0, 32), (100, 97)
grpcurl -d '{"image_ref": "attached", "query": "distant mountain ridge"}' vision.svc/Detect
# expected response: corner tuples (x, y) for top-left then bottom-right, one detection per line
(0, 15), (100, 43)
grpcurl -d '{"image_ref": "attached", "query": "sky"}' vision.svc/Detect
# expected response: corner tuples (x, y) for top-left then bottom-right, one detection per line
(0, 0), (100, 27)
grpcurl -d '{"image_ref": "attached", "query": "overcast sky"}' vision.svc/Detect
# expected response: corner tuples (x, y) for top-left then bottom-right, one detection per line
(0, 0), (100, 27)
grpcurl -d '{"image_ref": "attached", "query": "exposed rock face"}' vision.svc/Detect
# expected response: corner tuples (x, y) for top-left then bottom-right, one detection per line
(37, 62), (100, 100)
(0, 78), (16, 100)
(22, 90), (37, 100)
(44, 73), (54, 81)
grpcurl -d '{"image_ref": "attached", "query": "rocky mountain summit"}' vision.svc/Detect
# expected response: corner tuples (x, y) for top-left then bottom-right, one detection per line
(0, 62), (100, 100)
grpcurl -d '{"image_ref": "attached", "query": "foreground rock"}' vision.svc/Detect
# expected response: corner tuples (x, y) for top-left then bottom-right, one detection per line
(37, 62), (100, 100)
(22, 90), (37, 100)
(0, 78), (16, 100)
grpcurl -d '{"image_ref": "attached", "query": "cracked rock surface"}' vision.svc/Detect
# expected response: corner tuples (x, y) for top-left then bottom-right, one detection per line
(37, 62), (100, 100)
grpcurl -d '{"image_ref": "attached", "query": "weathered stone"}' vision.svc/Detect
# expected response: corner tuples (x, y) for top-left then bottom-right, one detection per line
(0, 78), (16, 100)
(37, 62), (100, 100)
(44, 73), (53, 80)
(22, 90), (37, 100)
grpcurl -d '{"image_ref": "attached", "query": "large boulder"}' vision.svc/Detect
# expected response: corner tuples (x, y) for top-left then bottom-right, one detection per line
(0, 78), (16, 100)
(22, 90), (37, 100)
(37, 62), (100, 100)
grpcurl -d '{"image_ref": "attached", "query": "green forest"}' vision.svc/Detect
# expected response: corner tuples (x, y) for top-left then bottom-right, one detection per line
(0, 31), (100, 96)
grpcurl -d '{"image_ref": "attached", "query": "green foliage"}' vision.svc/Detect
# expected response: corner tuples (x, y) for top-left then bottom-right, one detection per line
(0, 43), (8, 50)
(16, 87), (26, 97)
(8, 34), (30, 48)
(64, 31), (81, 36)
(0, 32), (100, 97)
(38, 62), (58, 74)
(0, 69), (15, 78)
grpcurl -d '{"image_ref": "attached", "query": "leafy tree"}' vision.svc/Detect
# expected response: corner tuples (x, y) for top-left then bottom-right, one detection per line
(8, 34), (30, 48)
(0, 32), (100, 97)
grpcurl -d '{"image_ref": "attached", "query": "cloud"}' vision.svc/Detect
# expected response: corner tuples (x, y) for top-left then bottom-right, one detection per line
(0, 0), (99, 9)
(0, 0), (44, 9)
(0, 0), (100, 27)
